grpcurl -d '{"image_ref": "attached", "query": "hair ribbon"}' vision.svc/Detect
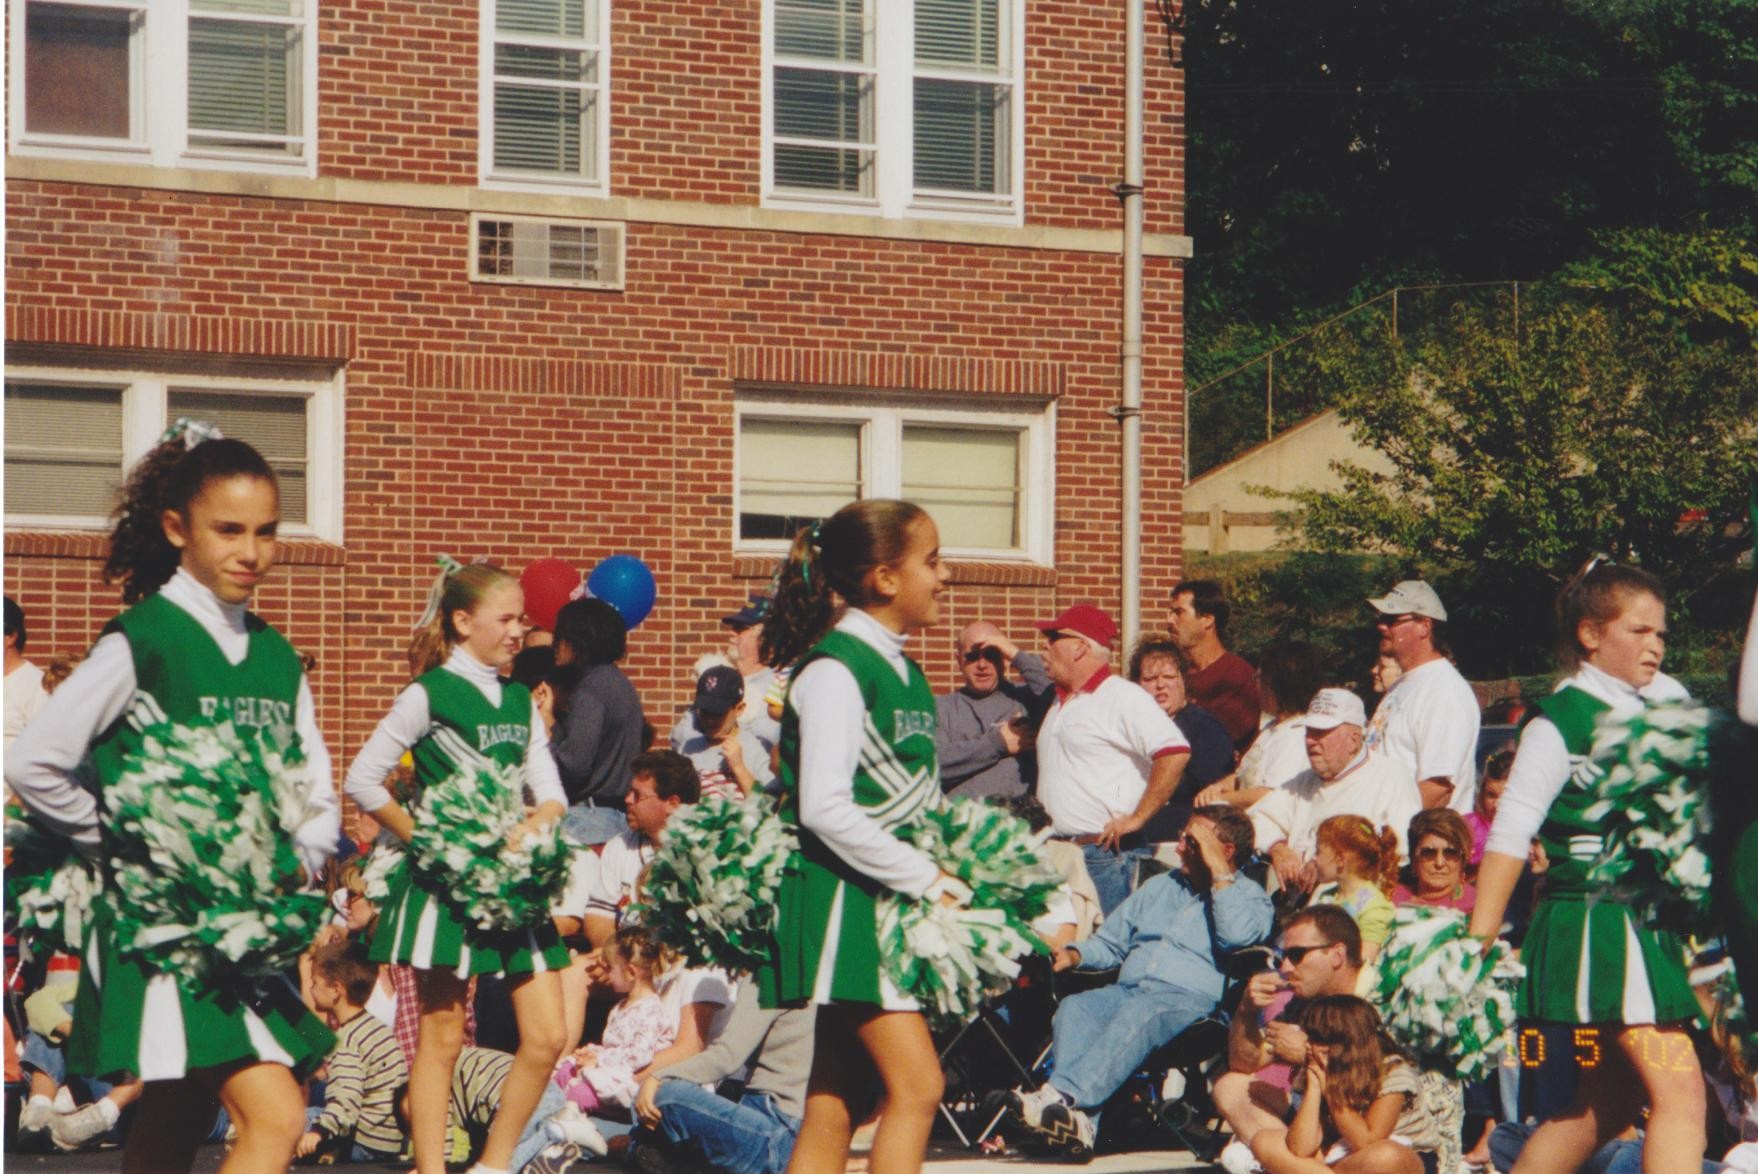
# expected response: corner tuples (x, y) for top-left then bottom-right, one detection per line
(412, 554), (465, 631)
(159, 417), (224, 450)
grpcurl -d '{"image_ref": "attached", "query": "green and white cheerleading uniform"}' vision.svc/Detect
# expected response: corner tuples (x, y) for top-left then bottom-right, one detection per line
(3, 568), (341, 1081)
(347, 646), (570, 978)
(1485, 663), (1698, 1025)
(761, 609), (946, 1011)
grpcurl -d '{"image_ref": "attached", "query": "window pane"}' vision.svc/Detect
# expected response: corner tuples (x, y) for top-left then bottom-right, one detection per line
(775, 67), (870, 144)
(496, 0), (591, 39)
(494, 83), (594, 174)
(915, 0), (999, 70)
(914, 78), (1006, 193)
(739, 418), (862, 540)
(495, 43), (597, 84)
(25, 3), (134, 138)
(775, 0), (863, 62)
(4, 383), (125, 517)
(167, 391), (308, 524)
(188, 17), (300, 148)
(902, 425), (1019, 548)
(192, 0), (302, 15)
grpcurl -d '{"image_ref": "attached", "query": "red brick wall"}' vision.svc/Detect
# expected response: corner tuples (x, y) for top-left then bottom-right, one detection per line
(5, 1), (1187, 775)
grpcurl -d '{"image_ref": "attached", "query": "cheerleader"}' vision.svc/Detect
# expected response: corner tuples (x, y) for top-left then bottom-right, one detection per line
(757, 499), (967, 1174)
(345, 561), (569, 1174)
(1468, 563), (1705, 1174)
(5, 423), (340, 1174)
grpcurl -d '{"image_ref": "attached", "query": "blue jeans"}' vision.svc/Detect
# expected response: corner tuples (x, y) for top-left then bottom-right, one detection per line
(1081, 843), (1146, 917)
(1047, 980), (1213, 1109)
(650, 1082), (801, 1174)
(562, 804), (629, 847)
(510, 1081), (570, 1172)
(1487, 1122), (1723, 1174)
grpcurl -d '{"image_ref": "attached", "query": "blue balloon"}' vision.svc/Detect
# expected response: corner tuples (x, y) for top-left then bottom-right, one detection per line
(585, 554), (657, 630)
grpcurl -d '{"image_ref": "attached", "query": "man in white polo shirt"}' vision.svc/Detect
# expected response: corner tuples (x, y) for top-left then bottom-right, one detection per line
(1364, 580), (1480, 814)
(1249, 688), (1421, 894)
(1034, 603), (1189, 915)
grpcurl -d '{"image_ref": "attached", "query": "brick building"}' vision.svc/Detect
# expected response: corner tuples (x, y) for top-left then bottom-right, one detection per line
(4, 0), (1190, 768)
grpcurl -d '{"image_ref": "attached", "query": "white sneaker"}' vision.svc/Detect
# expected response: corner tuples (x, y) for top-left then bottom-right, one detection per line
(49, 1101), (113, 1151)
(52, 1087), (77, 1114)
(16, 1098), (56, 1149)
(543, 1103), (610, 1157)
(1009, 1083), (1069, 1129)
(1217, 1137), (1263, 1174)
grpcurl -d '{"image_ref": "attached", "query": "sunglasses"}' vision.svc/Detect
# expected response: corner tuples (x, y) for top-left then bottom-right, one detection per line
(1415, 845), (1463, 862)
(1375, 613), (1421, 629)
(963, 647), (1003, 664)
(1277, 943), (1333, 965)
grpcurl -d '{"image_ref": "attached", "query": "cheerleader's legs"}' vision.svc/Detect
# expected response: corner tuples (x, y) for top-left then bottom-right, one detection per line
(120, 1061), (303, 1174)
(477, 968), (568, 1171)
(1509, 1023), (1705, 1174)
(786, 1006), (943, 1174)
(409, 969), (471, 1174)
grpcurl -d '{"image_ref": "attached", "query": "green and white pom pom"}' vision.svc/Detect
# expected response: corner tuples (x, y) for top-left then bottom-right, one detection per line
(1581, 698), (1718, 929)
(358, 840), (406, 905)
(106, 719), (327, 990)
(881, 798), (1064, 1028)
(1374, 906), (1523, 1083)
(408, 760), (571, 933)
(643, 794), (799, 971)
(5, 817), (103, 956)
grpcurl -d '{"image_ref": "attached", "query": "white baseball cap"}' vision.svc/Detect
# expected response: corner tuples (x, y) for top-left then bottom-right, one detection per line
(1305, 688), (1367, 731)
(1367, 579), (1448, 622)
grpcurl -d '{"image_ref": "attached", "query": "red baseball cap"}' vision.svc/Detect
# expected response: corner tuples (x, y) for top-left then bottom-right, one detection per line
(1034, 603), (1117, 647)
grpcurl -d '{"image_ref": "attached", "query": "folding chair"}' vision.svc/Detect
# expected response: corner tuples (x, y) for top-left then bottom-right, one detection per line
(935, 953), (1060, 1148)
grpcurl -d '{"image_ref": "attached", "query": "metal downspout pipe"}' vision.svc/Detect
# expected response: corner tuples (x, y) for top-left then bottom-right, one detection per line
(1118, 0), (1146, 652)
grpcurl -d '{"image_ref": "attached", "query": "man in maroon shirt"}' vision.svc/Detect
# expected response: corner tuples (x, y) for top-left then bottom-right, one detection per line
(1168, 580), (1261, 754)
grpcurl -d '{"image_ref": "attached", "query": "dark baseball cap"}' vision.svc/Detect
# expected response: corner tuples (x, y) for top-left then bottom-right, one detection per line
(694, 665), (745, 716)
(721, 592), (772, 629)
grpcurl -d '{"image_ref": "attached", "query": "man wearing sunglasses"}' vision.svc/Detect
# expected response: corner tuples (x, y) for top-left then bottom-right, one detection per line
(934, 621), (1052, 801)
(1211, 905), (1364, 1174)
(1364, 579), (1480, 815)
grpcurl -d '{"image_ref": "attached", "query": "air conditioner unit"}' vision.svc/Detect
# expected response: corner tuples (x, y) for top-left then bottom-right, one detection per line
(470, 213), (624, 290)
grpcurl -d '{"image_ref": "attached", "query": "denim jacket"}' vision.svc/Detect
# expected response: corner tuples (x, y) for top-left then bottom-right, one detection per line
(1072, 868), (1273, 1003)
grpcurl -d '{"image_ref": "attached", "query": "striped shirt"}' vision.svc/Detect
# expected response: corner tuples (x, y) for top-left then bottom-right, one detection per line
(310, 1010), (408, 1156)
(450, 1047), (515, 1149)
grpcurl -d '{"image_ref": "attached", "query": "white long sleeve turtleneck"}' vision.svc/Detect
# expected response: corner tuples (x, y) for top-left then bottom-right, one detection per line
(1483, 661), (1691, 860)
(4, 568), (340, 876)
(788, 609), (940, 899)
(343, 644), (566, 813)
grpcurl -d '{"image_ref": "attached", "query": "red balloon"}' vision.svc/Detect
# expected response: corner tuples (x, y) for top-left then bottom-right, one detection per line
(520, 558), (581, 632)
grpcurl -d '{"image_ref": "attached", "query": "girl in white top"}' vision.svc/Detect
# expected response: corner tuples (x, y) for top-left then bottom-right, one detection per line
(1469, 564), (1706, 1174)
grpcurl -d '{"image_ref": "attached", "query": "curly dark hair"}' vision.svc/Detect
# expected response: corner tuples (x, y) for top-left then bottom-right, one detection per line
(759, 499), (929, 671)
(104, 437), (276, 603)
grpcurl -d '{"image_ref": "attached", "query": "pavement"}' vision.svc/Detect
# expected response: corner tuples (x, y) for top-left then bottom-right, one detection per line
(3, 1143), (1212, 1174)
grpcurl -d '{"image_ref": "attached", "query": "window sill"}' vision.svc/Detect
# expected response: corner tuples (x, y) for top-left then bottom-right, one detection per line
(5, 528), (345, 566)
(732, 552), (1052, 588)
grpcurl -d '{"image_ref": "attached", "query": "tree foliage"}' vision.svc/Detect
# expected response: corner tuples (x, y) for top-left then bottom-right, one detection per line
(1283, 278), (1757, 676)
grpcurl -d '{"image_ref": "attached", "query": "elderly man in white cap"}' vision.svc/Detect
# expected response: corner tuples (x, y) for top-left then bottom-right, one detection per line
(1364, 579), (1481, 814)
(1249, 688), (1421, 895)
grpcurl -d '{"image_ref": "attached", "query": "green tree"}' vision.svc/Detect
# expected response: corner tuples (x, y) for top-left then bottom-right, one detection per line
(1284, 279), (1757, 677)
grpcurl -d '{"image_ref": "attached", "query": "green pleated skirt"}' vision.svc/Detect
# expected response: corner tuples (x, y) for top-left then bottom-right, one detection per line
(370, 861), (569, 979)
(64, 903), (332, 1082)
(762, 836), (916, 1011)
(1518, 892), (1698, 1026)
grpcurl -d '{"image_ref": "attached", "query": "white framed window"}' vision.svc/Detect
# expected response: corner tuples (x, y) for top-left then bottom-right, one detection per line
(480, 0), (610, 194)
(4, 367), (345, 542)
(734, 394), (1053, 562)
(763, 0), (1023, 222)
(8, 0), (318, 175)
